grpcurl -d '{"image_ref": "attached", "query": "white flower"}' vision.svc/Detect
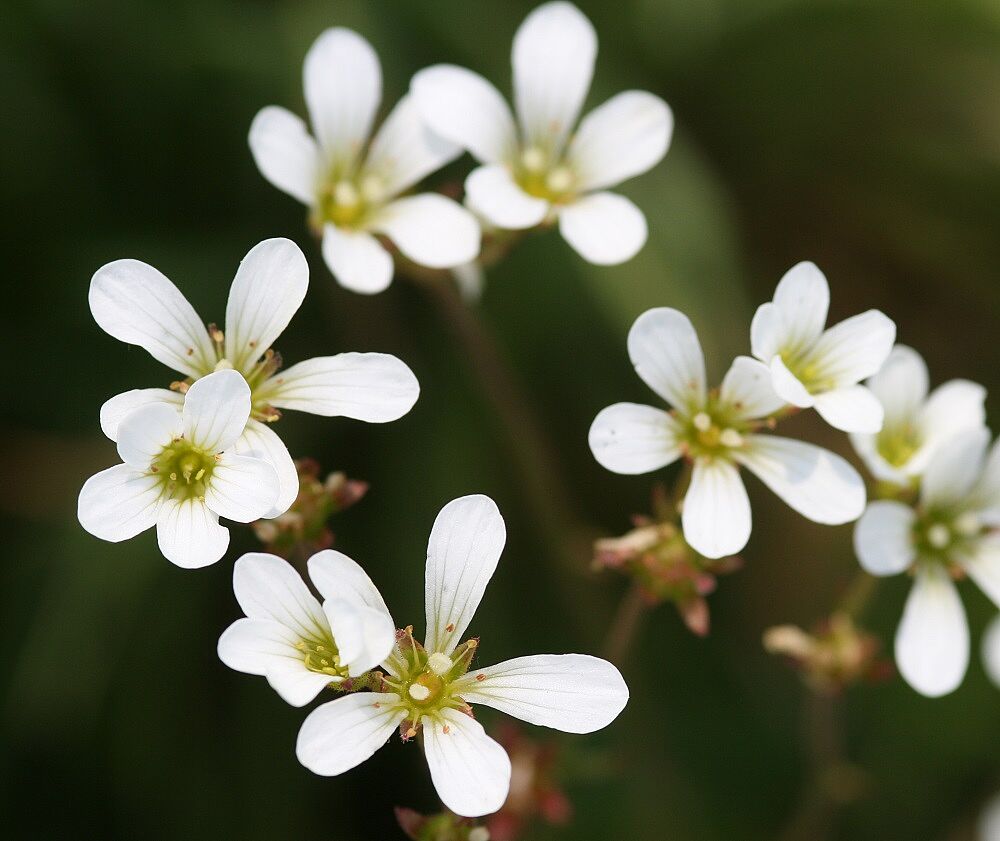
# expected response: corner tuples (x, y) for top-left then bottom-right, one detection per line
(854, 428), (1000, 696)
(217, 551), (395, 706)
(751, 262), (896, 433)
(78, 370), (279, 568)
(411, 1), (672, 266)
(90, 237), (420, 517)
(295, 495), (629, 817)
(984, 614), (1000, 688)
(249, 29), (481, 294)
(589, 307), (866, 559)
(850, 344), (986, 485)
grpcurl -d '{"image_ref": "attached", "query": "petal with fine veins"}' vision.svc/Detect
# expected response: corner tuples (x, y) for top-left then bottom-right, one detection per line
(719, 356), (785, 421)
(116, 403), (183, 468)
(626, 307), (706, 412)
(321, 224), (394, 295)
(233, 420), (298, 518)
(248, 106), (321, 206)
(308, 550), (394, 626)
(100, 388), (184, 441)
(682, 458), (751, 559)
(920, 427), (990, 511)
(232, 553), (328, 637)
(465, 165), (549, 230)
(296, 693), (405, 776)
(181, 369), (252, 453)
(78, 464), (161, 542)
(769, 262), (830, 352)
(588, 402), (681, 475)
(204, 453), (278, 523)
(813, 385), (884, 434)
(156, 498), (229, 569)
(370, 194), (481, 269)
(809, 310), (896, 388)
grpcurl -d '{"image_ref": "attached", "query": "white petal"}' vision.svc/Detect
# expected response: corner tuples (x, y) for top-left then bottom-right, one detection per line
(914, 379), (987, 474)
(456, 653), (628, 733)
(424, 709), (511, 818)
(852, 501), (917, 576)
(974, 437), (1000, 518)
(89, 259), (214, 378)
(464, 165), (549, 230)
(895, 565), (969, 697)
(769, 262), (830, 353)
(233, 420), (299, 518)
(768, 355), (815, 407)
(100, 388), (184, 441)
(979, 791), (1000, 841)
(681, 458), (751, 559)
(809, 310), (897, 388)
(749, 303), (784, 366)
(156, 498), (229, 568)
(78, 464), (161, 542)
(296, 692), (405, 776)
(224, 238), (309, 371)
(982, 615), (1000, 688)
(307, 549), (394, 624)
(304, 28), (381, 164)
(410, 65), (518, 165)
(626, 307), (706, 412)
(452, 261), (484, 302)
(512, 1), (596, 151)
(181, 369), (251, 453)
(324, 598), (395, 677)
(232, 553), (328, 634)
(217, 618), (332, 707)
(370, 194), (481, 269)
(867, 344), (928, 425)
(920, 427), (990, 510)
(248, 106), (320, 206)
(813, 385), (885, 434)
(116, 403), (182, 468)
(256, 353), (419, 422)
(558, 192), (647, 265)
(204, 453), (279, 523)
(568, 91), (672, 190)
(588, 403), (681, 474)
(425, 495), (506, 655)
(962, 536), (1000, 609)
(365, 94), (462, 196)
(737, 435), (865, 525)
(719, 356), (785, 421)
(320, 224), (394, 294)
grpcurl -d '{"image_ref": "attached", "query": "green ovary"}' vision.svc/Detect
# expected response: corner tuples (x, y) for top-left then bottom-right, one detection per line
(681, 405), (748, 460)
(384, 635), (479, 730)
(314, 171), (385, 230)
(514, 146), (576, 204)
(152, 442), (217, 501)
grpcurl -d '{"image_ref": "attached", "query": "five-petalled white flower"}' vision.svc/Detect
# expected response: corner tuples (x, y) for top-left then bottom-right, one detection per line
(854, 428), (1000, 696)
(850, 344), (986, 485)
(78, 370), (279, 568)
(751, 262), (896, 434)
(295, 494), (629, 817)
(249, 28), (481, 294)
(90, 237), (420, 517)
(217, 551), (395, 706)
(589, 307), (866, 559)
(411, 1), (672, 266)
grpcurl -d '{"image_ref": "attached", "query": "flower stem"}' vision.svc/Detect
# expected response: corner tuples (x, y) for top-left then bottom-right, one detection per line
(602, 582), (648, 667)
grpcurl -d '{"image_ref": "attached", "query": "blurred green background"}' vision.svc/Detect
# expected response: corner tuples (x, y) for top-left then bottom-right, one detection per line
(4, 0), (1000, 838)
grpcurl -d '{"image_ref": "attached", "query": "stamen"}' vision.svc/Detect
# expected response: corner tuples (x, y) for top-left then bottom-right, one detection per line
(927, 523), (950, 549)
(719, 428), (744, 448)
(693, 412), (712, 431)
(521, 146), (546, 172)
(333, 180), (359, 207)
(954, 512), (981, 536)
(546, 166), (573, 193)
(408, 684), (432, 702)
(427, 652), (453, 676)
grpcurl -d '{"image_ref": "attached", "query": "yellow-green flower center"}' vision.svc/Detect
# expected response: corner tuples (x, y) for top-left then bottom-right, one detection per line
(779, 348), (837, 393)
(314, 172), (386, 230)
(515, 146), (576, 203)
(297, 635), (348, 679)
(913, 508), (983, 567)
(152, 440), (217, 501)
(680, 405), (748, 460)
(876, 423), (922, 468)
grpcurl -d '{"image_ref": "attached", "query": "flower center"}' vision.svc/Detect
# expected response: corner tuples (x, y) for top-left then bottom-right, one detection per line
(152, 440), (217, 501)
(779, 349), (837, 393)
(913, 509), (983, 565)
(515, 146), (576, 203)
(680, 409), (747, 460)
(876, 423), (922, 468)
(296, 636), (348, 679)
(315, 173), (385, 230)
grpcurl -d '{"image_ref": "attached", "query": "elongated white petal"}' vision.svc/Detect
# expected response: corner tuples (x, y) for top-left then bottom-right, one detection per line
(914, 379), (987, 474)
(181, 369), (251, 453)
(320, 224), (394, 294)
(749, 303), (784, 366)
(304, 28), (381, 164)
(868, 344), (928, 425)
(768, 355), (815, 407)
(465, 165), (549, 229)
(365, 94), (462, 196)
(682, 458), (751, 559)
(558, 192), (647, 265)
(116, 403), (182, 468)
(920, 427), (990, 510)
(457, 654), (628, 733)
(78, 464), (161, 542)
(962, 536), (1000, 609)
(852, 501), (917, 576)
(813, 385), (884, 434)
(100, 388), (184, 441)
(370, 194), (481, 269)
(588, 403), (681, 475)
(895, 565), (968, 697)
(424, 709), (511, 818)
(217, 618), (333, 707)
(810, 310), (896, 388)
(410, 65), (518, 164)
(233, 420), (298, 518)
(512, 1), (596, 151)
(626, 307), (706, 412)
(308, 549), (394, 623)
(224, 238), (309, 371)
(156, 498), (229, 568)
(737, 435), (865, 525)
(719, 356), (785, 421)
(89, 259), (214, 378)
(248, 106), (320, 206)
(256, 353), (419, 422)
(983, 615), (1000, 688)
(232, 552), (328, 637)
(568, 91), (672, 190)
(425, 495), (506, 655)
(296, 692), (405, 776)
(770, 262), (830, 353)
(325, 598), (395, 677)
(204, 453), (278, 523)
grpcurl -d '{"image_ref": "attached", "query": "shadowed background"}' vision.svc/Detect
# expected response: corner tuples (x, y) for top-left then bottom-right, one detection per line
(3, 0), (1000, 838)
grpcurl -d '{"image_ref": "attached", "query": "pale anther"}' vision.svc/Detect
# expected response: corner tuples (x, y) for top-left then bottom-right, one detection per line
(408, 684), (432, 702)
(927, 523), (950, 549)
(427, 652), (453, 676)
(693, 412), (712, 431)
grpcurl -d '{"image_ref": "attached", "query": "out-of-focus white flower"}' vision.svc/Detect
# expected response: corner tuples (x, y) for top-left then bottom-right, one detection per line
(589, 308), (866, 559)
(751, 262), (896, 433)
(90, 237), (420, 517)
(411, 1), (672, 266)
(249, 29), (481, 294)
(217, 551), (395, 706)
(78, 370), (278, 568)
(850, 344), (986, 485)
(295, 495), (629, 817)
(854, 428), (1000, 696)
(984, 615), (1000, 688)
(980, 790), (1000, 841)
